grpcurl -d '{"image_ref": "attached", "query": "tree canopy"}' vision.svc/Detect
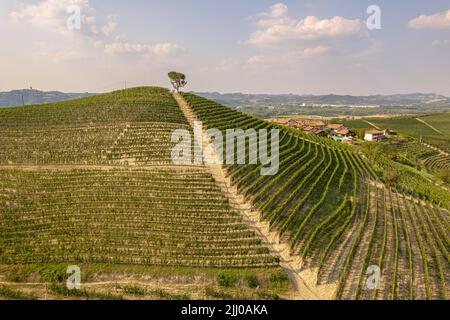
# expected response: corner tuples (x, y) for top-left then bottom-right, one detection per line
(168, 71), (187, 92)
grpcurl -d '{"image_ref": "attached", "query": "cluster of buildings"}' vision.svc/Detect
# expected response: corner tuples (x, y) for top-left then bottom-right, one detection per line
(274, 118), (355, 143)
(275, 119), (387, 144)
(274, 118), (388, 144)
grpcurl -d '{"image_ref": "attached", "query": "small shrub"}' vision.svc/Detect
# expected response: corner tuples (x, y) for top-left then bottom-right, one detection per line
(205, 287), (233, 300)
(245, 275), (259, 289)
(217, 273), (238, 288)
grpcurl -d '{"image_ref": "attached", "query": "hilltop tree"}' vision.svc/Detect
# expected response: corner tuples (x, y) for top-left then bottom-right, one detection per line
(168, 71), (187, 92)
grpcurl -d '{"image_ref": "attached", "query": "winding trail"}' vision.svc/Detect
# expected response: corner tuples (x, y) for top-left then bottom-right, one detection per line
(416, 118), (443, 135)
(173, 93), (336, 300)
(420, 142), (449, 157)
(363, 120), (382, 130)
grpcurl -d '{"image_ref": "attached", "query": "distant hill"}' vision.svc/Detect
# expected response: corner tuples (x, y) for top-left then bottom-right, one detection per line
(0, 89), (95, 107)
(194, 92), (450, 118)
(194, 92), (450, 108)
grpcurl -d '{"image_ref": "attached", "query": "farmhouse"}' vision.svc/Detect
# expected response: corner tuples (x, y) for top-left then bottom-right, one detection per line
(306, 120), (326, 128)
(273, 119), (289, 125)
(312, 128), (326, 136)
(276, 119), (355, 139)
(327, 123), (345, 131)
(365, 129), (386, 142)
(335, 128), (351, 137)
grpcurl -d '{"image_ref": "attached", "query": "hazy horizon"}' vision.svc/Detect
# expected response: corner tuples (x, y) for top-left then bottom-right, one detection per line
(2, 87), (450, 98)
(1, 0), (450, 95)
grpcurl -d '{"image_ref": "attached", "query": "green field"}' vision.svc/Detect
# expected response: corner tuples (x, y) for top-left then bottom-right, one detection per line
(343, 113), (450, 153)
(343, 114), (450, 181)
(420, 113), (450, 136)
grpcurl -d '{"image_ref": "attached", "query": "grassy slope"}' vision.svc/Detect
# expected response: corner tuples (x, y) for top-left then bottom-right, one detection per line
(343, 113), (450, 150)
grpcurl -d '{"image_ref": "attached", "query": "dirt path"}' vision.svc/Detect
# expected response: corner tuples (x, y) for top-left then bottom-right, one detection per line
(420, 142), (449, 157)
(0, 279), (205, 300)
(173, 93), (336, 300)
(415, 118), (443, 135)
(363, 120), (381, 130)
(0, 280), (195, 288)
(0, 164), (205, 171)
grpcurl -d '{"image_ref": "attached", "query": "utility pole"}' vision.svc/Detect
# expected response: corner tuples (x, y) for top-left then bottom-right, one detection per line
(125, 80), (127, 90)
(21, 94), (25, 106)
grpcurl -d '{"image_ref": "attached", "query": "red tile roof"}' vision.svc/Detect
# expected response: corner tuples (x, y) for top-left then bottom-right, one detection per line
(327, 124), (344, 130)
(366, 130), (385, 135)
(307, 121), (325, 127)
(336, 129), (350, 135)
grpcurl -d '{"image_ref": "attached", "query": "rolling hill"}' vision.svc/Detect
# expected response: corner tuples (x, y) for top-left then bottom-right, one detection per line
(196, 92), (450, 108)
(0, 89), (94, 108)
(0, 87), (288, 300)
(0, 87), (448, 300)
(343, 113), (450, 175)
(195, 92), (450, 118)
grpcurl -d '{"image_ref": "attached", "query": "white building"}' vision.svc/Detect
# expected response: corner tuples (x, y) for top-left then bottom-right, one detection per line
(364, 130), (386, 142)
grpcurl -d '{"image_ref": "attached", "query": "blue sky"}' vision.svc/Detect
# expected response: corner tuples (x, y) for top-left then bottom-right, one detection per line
(1, 0), (450, 95)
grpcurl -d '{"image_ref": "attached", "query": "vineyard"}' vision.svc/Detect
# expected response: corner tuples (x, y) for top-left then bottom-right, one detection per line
(182, 93), (449, 300)
(424, 154), (450, 172)
(0, 168), (278, 267)
(390, 140), (450, 174)
(0, 87), (287, 300)
(343, 115), (450, 199)
(0, 87), (190, 166)
(343, 114), (450, 154)
(0, 87), (448, 300)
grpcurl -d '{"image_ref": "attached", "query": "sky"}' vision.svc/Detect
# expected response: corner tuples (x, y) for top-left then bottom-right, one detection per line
(0, 0), (450, 95)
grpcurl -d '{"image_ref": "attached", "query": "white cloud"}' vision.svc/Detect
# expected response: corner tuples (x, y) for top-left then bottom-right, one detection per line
(9, 1), (186, 61)
(409, 9), (450, 30)
(104, 42), (185, 56)
(351, 40), (383, 59)
(33, 50), (91, 63)
(248, 3), (365, 47)
(283, 45), (330, 61)
(101, 20), (117, 37)
(432, 39), (450, 46)
(152, 43), (185, 56)
(9, 0), (98, 37)
(264, 3), (289, 18)
(243, 55), (278, 72)
(303, 45), (330, 56)
(246, 45), (330, 69)
(247, 55), (275, 65)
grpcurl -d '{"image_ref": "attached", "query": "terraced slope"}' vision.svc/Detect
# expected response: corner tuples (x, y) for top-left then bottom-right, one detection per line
(0, 87), (447, 300)
(182, 93), (449, 300)
(0, 87), (189, 166)
(0, 168), (278, 267)
(0, 87), (287, 300)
